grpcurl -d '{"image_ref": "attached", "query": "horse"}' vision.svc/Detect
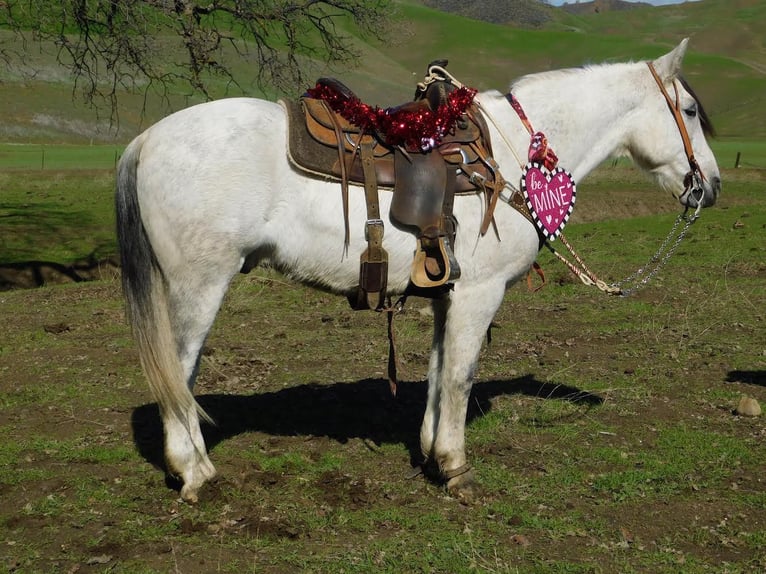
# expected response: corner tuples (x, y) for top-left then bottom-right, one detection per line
(115, 39), (720, 503)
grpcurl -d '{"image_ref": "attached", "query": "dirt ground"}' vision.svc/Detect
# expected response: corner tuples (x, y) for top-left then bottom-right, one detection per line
(1, 178), (765, 573)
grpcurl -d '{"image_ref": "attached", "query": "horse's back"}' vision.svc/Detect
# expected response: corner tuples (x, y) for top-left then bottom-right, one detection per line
(137, 97), (285, 169)
(138, 99), (286, 208)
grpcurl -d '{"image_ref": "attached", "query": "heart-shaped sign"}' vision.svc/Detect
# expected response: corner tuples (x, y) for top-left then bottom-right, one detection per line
(521, 162), (577, 240)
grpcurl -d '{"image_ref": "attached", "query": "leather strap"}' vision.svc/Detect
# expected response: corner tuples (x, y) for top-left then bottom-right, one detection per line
(360, 142), (387, 311)
(458, 139), (506, 237)
(526, 260), (546, 292)
(646, 62), (705, 183)
(443, 463), (472, 480)
(386, 302), (399, 396)
(320, 100), (352, 250)
(361, 143), (381, 228)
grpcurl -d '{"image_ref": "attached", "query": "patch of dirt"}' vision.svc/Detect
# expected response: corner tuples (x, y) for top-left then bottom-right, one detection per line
(0, 257), (120, 290)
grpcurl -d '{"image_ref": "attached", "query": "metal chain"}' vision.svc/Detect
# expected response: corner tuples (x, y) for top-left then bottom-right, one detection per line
(610, 210), (699, 296)
(547, 207), (700, 297)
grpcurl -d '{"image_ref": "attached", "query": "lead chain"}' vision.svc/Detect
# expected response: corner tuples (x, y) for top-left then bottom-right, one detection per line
(547, 208), (699, 297)
(611, 211), (698, 296)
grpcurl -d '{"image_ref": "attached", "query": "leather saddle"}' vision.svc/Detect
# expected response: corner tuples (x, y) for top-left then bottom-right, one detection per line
(284, 62), (504, 309)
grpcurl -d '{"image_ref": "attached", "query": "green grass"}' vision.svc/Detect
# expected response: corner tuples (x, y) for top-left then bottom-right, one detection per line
(1, 0), (765, 141)
(711, 139), (766, 170)
(0, 143), (123, 170)
(0, 169), (116, 265)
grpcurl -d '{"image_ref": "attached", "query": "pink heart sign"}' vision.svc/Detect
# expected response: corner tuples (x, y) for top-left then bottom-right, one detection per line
(521, 162), (577, 240)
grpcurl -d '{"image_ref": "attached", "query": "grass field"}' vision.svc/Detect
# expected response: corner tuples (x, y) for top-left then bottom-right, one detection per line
(0, 160), (764, 572)
(0, 144), (124, 171)
(1, 0), (765, 142)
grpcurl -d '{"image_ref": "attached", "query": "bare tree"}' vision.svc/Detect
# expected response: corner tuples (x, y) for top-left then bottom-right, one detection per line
(0, 1), (389, 114)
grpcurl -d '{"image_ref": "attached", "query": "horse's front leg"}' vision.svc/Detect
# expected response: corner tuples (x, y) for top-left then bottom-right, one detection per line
(420, 280), (507, 497)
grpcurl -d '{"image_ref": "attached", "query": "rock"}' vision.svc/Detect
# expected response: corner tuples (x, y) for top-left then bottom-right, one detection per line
(735, 396), (762, 417)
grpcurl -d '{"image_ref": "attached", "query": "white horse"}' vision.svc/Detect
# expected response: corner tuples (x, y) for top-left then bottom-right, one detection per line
(116, 39), (720, 502)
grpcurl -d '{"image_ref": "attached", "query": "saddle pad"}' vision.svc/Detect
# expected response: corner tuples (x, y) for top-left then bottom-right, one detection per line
(282, 99), (396, 187)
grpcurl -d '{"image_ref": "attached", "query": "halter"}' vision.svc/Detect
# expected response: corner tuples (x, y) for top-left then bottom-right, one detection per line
(646, 62), (706, 210)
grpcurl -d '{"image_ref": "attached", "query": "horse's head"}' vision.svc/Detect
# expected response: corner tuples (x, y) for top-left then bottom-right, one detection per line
(630, 39), (721, 209)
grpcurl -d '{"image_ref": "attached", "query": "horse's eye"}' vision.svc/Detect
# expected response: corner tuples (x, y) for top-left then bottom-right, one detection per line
(684, 104), (697, 119)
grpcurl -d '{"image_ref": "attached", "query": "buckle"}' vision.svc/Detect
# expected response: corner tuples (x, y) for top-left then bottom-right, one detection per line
(499, 182), (520, 205)
(365, 219), (384, 241)
(469, 171), (486, 186)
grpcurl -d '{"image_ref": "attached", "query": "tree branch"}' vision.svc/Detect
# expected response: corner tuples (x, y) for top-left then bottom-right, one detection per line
(0, 0), (389, 119)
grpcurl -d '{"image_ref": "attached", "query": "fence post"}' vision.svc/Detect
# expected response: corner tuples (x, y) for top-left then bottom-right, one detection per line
(734, 152), (741, 168)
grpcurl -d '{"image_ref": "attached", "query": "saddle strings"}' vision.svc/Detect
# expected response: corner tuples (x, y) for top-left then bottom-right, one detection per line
(474, 97), (527, 178)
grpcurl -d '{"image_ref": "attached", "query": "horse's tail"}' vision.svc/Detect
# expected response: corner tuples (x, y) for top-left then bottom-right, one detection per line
(115, 136), (212, 426)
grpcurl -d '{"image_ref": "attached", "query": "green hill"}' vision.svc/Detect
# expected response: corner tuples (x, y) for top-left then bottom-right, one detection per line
(0, 0), (762, 142)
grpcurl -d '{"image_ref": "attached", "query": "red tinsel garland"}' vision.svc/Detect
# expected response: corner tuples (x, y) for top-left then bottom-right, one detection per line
(306, 82), (478, 152)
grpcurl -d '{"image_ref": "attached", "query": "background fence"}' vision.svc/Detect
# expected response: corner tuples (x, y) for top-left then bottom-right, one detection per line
(0, 144), (124, 171)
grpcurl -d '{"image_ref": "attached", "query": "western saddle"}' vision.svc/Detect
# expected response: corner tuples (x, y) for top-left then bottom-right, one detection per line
(284, 61), (510, 310)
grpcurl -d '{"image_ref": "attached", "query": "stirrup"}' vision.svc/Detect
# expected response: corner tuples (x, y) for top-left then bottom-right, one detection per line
(410, 236), (460, 288)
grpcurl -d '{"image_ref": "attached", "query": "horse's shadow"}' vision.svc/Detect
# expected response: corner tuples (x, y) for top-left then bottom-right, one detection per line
(131, 375), (603, 475)
(726, 370), (766, 387)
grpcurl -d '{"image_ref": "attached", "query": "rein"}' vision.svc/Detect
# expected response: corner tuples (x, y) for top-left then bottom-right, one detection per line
(488, 63), (706, 296)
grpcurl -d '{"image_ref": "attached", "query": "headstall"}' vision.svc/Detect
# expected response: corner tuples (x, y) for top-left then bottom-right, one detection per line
(647, 61), (706, 209)
(493, 63), (709, 296)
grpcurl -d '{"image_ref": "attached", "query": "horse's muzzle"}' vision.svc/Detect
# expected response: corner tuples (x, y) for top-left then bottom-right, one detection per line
(683, 174), (720, 208)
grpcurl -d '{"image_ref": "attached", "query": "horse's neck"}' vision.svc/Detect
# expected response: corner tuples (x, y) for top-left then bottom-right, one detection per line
(481, 63), (642, 181)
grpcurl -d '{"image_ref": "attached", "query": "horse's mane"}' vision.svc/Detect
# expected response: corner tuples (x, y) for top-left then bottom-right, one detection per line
(679, 76), (715, 137)
(509, 65), (589, 91)
(510, 62), (715, 138)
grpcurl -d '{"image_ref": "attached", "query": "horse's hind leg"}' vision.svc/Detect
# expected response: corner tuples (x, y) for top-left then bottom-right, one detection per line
(162, 269), (237, 502)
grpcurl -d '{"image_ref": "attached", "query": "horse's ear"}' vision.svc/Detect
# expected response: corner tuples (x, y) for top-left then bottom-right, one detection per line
(652, 38), (689, 79)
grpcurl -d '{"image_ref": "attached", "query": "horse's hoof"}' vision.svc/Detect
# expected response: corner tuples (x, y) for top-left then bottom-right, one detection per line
(447, 481), (479, 504)
(177, 457), (218, 504)
(180, 483), (200, 504)
(444, 465), (479, 503)
(178, 466), (217, 504)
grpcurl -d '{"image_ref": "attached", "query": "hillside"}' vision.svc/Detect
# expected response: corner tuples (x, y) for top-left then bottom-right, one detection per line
(560, 0), (653, 15)
(422, 0), (653, 26)
(0, 0), (763, 141)
(421, 0), (553, 26)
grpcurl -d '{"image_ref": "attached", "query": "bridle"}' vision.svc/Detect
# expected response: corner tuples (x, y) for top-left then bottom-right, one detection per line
(646, 61), (706, 210)
(482, 62), (713, 296)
